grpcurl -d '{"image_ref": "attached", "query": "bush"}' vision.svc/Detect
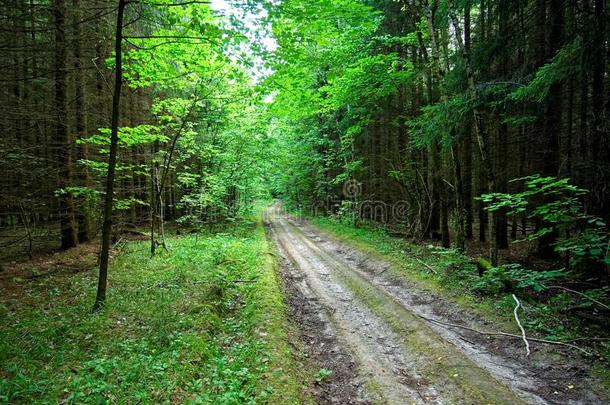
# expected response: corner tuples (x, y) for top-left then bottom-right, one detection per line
(481, 175), (609, 271)
(473, 264), (569, 295)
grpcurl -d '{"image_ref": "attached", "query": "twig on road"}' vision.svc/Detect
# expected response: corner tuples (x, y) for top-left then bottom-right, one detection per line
(415, 313), (591, 356)
(376, 267), (389, 276)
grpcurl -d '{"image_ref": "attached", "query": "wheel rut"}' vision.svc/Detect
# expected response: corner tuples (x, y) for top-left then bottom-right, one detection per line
(265, 205), (604, 404)
(271, 216), (434, 404)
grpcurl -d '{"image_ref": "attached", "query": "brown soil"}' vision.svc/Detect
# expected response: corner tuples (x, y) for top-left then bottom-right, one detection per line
(275, 248), (370, 404)
(0, 241), (99, 297)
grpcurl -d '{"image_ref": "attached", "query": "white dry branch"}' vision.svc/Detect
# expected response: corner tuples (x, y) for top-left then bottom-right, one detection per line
(512, 294), (531, 356)
(414, 257), (438, 274)
(415, 313), (592, 356)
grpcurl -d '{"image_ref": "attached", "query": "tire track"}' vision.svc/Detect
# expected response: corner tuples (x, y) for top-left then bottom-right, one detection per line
(266, 205), (545, 404)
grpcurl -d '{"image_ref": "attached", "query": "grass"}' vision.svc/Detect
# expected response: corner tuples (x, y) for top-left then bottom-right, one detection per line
(0, 216), (306, 404)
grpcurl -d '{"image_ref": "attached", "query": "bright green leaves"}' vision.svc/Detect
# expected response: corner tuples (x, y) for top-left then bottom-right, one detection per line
(78, 125), (167, 150)
(481, 175), (609, 269)
(266, 0), (384, 121)
(116, 125), (168, 146)
(265, 0), (418, 202)
(321, 54), (414, 112)
(376, 32), (420, 48)
(122, 1), (226, 90)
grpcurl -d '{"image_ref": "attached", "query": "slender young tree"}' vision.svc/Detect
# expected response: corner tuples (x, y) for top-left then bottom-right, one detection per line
(73, 0), (92, 243)
(94, 0), (126, 311)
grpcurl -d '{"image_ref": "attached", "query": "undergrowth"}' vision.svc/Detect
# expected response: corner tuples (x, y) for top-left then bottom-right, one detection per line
(0, 219), (303, 404)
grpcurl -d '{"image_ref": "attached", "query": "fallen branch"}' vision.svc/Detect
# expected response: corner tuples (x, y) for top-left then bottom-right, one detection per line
(563, 337), (610, 343)
(415, 313), (592, 356)
(414, 257), (438, 274)
(545, 285), (610, 311)
(512, 294), (530, 356)
(112, 237), (124, 249)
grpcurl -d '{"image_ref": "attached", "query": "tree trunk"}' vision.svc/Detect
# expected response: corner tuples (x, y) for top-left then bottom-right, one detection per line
(440, 195), (451, 248)
(463, 1), (473, 240)
(452, 145), (466, 252)
(448, 0), (498, 264)
(592, 0), (609, 217)
(94, 0), (126, 311)
(497, 122), (509, 249)
(73, 0), (91, 243)
(54, 0), (78, 250)
(537, 0), (564, 260)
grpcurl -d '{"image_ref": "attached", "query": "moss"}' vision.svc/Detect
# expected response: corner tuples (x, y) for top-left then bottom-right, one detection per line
(477, 257), (494, 275)
(365, 380), (386, 405)
(591, 364), (610, 392)
(253, 216), (312, 404)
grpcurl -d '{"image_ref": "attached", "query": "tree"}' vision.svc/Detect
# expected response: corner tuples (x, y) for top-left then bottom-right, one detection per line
(54, 0), (78, 250)
(94, 0), (126, 311)
(266, 0), (609, 272)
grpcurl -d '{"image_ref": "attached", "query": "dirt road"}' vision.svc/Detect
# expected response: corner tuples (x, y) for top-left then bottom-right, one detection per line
(265, 205), (605, 405)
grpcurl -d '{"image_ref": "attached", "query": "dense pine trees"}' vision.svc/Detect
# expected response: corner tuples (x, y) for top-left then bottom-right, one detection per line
(267, 0), (609, 269)
(1, 0), (608, 281)
(1, 0), (120, 249)
(0, 1), (272, 266)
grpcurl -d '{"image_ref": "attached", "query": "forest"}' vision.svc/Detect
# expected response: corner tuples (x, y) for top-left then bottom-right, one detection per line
(1, 0), (610, 403)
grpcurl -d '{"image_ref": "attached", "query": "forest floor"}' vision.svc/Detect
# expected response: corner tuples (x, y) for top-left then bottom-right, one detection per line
(0, 216), (310, 404)
(266, 203), (610, 404)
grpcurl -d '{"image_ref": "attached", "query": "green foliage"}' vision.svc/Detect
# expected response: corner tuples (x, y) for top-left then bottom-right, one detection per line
(407, 94), (471, 149)
(174, 96), (274, 225)
(69, 0), (275, 223)
(315, 368), (333, 384)
(0, 221), (302, 404)
(265, 0), (417, 204)
(335, 201), (359, 225)
(79, 125), (167, 149)
(510, 38), (582, 103)
(55, 186), (101, 200)
(321, 53), (413, 112)
(481, 175), (609, 268)
(472, 264), (568, 295)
